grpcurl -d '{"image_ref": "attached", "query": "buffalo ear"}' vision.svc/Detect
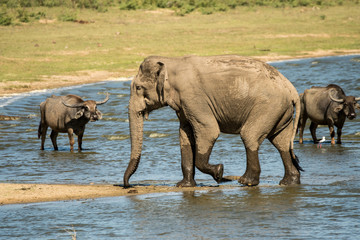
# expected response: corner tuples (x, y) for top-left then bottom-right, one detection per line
(334, 105), (343, 113)
(156, 61), (169, 103)
(355, 103), (360, 110)
(96, 109), (103, 120)
(74, 109), (84, 119)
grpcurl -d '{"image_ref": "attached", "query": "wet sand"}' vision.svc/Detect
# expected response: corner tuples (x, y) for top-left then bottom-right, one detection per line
(0, 183), (240, 205)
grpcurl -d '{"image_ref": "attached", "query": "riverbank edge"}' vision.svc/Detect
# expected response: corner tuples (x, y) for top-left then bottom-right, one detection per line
(1, 50), (360, 97)
(0, 182), (243, 205)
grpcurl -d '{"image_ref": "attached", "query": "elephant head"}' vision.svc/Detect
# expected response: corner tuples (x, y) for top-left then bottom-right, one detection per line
(123, 58), (170, 188)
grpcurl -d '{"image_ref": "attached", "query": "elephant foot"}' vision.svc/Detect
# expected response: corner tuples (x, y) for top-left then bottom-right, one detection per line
(238, 173), (259, 186)
(279, 174), (300, 186)
(176, 178), (196, 188)
(213, 164), (224, 183)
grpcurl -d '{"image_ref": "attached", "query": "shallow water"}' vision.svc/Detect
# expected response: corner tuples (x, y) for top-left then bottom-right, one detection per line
(1, 55), (360, 239)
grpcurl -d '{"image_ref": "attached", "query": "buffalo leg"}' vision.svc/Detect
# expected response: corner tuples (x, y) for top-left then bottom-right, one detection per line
(40, 125), (48, 150)
(78, 134), (83, 151)
(78, 129), (84, 151)
(329, 125), (336, 144)
(50, 130), (59, 150)
(298, 112), (308, 144)
(309, 122), (318, 143)
(336, 127), (342, 144)
(67, 128), (75, 152)
(176, 117), (196, 187)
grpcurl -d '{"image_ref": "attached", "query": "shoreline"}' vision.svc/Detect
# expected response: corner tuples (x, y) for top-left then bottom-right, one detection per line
(0, 182), (241, 205)
(1, 50), (360, 205)
(1, 50), (360, 97)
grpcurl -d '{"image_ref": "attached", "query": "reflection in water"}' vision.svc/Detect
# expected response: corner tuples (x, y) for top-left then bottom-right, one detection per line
(0, 56), (360, 239)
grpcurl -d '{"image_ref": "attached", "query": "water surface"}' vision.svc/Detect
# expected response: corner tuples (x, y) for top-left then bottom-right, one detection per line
(1, 55), (359, 239)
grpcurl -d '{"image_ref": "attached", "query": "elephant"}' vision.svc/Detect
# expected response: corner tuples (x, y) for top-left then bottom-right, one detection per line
(123, 55), (303, 188)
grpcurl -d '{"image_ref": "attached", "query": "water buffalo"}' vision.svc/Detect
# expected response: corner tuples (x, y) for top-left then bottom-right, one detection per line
(298, 84), (360, 144)
(38, 93), (109, 151)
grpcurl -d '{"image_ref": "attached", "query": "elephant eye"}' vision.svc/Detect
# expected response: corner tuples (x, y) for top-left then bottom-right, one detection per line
(136, 85), (142, 91)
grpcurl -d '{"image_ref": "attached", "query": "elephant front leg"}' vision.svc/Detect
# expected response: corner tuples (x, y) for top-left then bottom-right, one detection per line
(193, 127), (224, 184)
(176, 120), (196, 187)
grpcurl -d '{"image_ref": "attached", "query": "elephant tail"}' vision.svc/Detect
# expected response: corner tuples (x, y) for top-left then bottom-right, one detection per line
(291, 96), (304, 172)
(291, 150), (304, 172)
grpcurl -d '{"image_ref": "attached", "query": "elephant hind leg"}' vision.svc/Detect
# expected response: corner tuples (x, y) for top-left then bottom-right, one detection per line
(238, 147), (261, 186)
(269, 123), (301, 185)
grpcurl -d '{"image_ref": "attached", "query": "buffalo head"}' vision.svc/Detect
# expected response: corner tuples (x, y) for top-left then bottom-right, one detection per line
(329, 90), (360, 120)
(62, 93), (109, 121)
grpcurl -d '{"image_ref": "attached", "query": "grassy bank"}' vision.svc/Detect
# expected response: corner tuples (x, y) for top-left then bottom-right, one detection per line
(0, 4), (360, 94)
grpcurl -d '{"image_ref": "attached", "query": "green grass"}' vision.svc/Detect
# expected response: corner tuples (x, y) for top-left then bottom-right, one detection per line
(0, 4), (360, 85)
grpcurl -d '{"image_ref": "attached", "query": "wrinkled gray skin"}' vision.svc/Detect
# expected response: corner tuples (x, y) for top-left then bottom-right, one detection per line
(298, 84), (360, 144)
(124, 55), (303, 188)
(38, 93), (109, 152)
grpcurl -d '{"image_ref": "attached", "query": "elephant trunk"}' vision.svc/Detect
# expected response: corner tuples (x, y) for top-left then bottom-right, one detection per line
(123, 105), (144, 188)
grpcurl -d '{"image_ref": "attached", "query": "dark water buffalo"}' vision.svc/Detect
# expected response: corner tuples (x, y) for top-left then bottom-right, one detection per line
(38, 93), (109, 151)
(124, 55), (303, 188)
(298, 84), (360, 144)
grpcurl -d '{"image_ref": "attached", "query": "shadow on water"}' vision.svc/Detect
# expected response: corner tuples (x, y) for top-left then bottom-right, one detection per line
(0, 56), (360, 239)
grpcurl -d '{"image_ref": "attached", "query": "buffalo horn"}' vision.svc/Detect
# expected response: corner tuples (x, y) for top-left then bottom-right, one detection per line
(61, 100), (84, 108)
(329, 90), (344, 103)
(96, 92), (109, 105)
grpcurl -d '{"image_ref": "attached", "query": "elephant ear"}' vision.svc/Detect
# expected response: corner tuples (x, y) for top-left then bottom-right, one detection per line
(156, 61), (169, 103)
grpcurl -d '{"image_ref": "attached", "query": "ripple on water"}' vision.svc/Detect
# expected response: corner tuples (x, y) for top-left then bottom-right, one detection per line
(103, 134), (130, 141)
(148, 133), (171, 138)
